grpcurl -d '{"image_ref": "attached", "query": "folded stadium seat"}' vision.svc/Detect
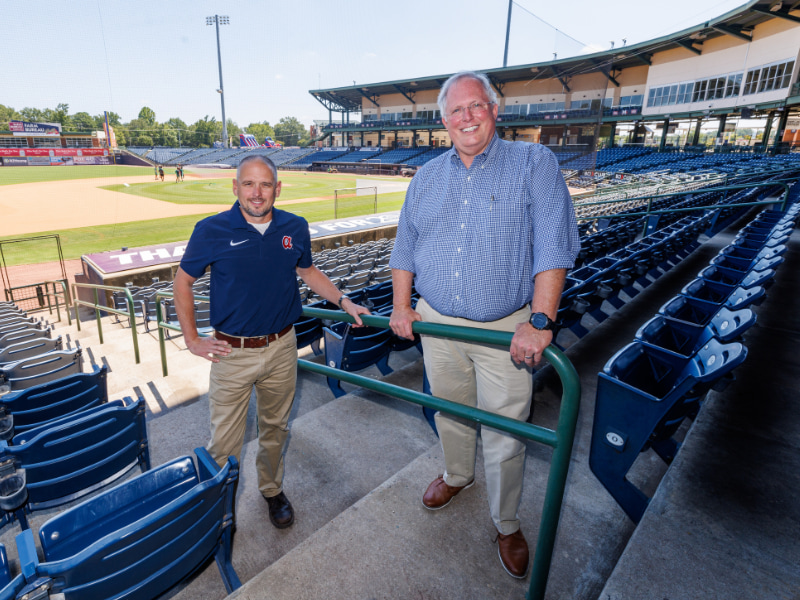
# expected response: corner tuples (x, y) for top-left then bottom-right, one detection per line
(698, 264), (776, 289)
(635, 306), (756, 356)
(0, 366), (109, 433)
(589, 338), (748, 522)
(0, 316), (38, 328)
(0, 349), (82, 391)
(11, 448), (240, 599)
(681, 279), (766, 310)
(323, 322), (394, 398)
(371, 266), (392, 283)
(360, 280), (394, 312)
(341, 271), (372, 294)
(711, 248), (785, 273)
(0, 336), (62, 367)
(0, 396), (148, 530)
(0, 328), (50, 350)
(0, 324), (47, 343)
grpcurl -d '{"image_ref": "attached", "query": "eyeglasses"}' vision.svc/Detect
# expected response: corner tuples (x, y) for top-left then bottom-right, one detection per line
(446, 101), (494, 121)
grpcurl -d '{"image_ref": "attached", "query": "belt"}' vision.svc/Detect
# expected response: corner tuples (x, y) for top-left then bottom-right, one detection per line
(214, 324), (293, 348)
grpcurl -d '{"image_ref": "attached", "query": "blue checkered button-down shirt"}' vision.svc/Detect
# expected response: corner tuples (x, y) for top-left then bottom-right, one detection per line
(390, 135), (580, 322)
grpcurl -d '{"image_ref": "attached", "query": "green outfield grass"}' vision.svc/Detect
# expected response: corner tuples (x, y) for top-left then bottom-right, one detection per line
(101, 172), (397, 204)
(0, 165), (156, 185)
(0, 191), (406, 266)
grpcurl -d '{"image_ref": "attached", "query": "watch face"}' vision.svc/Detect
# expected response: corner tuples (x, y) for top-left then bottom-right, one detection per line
(531, 313), (551, 330)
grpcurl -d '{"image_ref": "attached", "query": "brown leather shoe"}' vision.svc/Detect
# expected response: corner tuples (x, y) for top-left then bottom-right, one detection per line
(421, 475), (474, 510)
(497, 529), (529, 578)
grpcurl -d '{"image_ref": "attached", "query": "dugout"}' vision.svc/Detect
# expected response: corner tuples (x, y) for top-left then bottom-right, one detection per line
(76, 213), (400, 307)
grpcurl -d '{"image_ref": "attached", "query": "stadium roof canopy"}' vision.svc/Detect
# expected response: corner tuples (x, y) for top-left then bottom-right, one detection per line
(310, 0), (800, 114)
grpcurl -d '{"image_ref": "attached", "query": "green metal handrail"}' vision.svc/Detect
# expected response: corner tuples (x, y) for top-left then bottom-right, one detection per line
(301, 308), (580, 600)
(70, 282), (141, 364)
(154, 300), (581, 600)
(154, 290), (211, 377)
(42, 279), (72, 325)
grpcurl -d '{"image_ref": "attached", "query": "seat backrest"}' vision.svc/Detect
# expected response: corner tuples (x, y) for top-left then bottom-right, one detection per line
(0, 336), (62, 366)
(0, 349), (82, 390)
(0, 327), (50, 350)
(29, 449), (238, 600)
(6, 396), (148, 509)
(0, 366), (109, 432)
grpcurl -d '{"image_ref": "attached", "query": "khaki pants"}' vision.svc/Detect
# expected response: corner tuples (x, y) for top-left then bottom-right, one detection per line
(417, 299), (533, 535)
(207, 328), (298, 499)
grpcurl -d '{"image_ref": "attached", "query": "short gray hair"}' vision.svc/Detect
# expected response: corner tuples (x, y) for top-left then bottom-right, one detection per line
(437, 71), (498, 117)
(237, 154), (278, 181)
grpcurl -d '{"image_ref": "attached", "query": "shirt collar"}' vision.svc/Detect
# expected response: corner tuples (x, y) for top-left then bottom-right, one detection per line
(448, 133), (501, 168)
(229, 201), (283, 232)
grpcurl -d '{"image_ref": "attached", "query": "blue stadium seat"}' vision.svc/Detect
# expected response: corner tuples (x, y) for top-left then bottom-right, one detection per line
(590, 338), (748, 522)
(0, 396), (149, 528)
(635, 306), (755, 356)
(0, 349), (82, 391)
(680, 279), (765, 309)
(698, 264), (776, 289)
(0, 367), (109, 433)
(12, 448), (240, 599)
(323, 322), (393, 398)
(0, 544), (24, 600)
(0, 336), (62, 366)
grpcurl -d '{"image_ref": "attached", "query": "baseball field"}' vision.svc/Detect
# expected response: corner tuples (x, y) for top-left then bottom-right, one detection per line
(0, 166), (407, 266)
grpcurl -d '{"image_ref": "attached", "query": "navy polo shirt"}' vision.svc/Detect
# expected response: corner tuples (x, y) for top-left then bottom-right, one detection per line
(180, 202), (312, 337)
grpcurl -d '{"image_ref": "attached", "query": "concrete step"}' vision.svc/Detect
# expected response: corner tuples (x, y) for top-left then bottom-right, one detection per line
(168, 356), (438, 600)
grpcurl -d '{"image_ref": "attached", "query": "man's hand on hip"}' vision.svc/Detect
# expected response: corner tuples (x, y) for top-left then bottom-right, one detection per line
(186, 336), (232, 363)
(510, 322), (553, 367)
(390, 305), (422, 340)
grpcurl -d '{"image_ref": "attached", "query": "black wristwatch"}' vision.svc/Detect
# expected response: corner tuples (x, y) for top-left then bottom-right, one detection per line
(529, 312), (555, 331)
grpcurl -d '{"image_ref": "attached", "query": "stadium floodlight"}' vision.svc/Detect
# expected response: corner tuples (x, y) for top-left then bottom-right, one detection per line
(206, 15), (230, 148)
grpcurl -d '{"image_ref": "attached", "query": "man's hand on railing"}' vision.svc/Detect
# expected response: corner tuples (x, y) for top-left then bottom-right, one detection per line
(389, 305), (422, 340)
(186, 336), (231, 363)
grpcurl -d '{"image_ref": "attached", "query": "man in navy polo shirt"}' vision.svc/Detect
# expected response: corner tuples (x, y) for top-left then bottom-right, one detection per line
(174, 155), (369, 529)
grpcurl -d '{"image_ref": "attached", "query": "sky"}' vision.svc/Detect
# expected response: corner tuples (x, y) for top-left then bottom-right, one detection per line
(1, 0), (751, 129)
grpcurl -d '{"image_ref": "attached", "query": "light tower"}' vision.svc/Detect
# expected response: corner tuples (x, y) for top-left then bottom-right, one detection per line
(206, 14), (229, 148)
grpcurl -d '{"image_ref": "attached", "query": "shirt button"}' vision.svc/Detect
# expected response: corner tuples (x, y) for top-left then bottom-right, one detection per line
(455, 272), (459, 277)
(461, 223), (465, 229)
(457, 248), (461, 252)
(464, 200), (468, 205)
(455, 295), (460, 300)
(467, 176), (471, 181)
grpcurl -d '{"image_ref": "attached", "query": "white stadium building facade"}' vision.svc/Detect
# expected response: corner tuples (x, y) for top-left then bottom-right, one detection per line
(310, 0), (800, 154)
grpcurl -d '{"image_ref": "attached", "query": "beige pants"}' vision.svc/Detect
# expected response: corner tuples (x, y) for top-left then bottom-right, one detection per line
(417, 299), (533, 535)
(207, 328), (298, 499)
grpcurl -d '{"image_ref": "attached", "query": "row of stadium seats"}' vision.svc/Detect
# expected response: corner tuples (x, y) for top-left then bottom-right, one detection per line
(0, 300), (242, 599)
(588, 199), (799, 523)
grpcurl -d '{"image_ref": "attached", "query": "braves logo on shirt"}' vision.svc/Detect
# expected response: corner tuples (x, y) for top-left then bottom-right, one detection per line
(282, 236), (293, 249)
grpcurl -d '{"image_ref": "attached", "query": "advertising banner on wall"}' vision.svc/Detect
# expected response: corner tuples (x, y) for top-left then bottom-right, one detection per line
(8, 120), (62, 137)
(0, 157), (28, 166)
(0, 148), (107, 158)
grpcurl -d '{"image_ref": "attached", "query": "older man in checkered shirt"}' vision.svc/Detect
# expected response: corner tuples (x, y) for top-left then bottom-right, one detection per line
(389, 71), (580, 579)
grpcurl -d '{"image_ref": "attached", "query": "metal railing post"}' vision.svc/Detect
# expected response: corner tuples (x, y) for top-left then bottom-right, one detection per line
(70, 283), (141, 364)
(94, 287), (104, 344)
